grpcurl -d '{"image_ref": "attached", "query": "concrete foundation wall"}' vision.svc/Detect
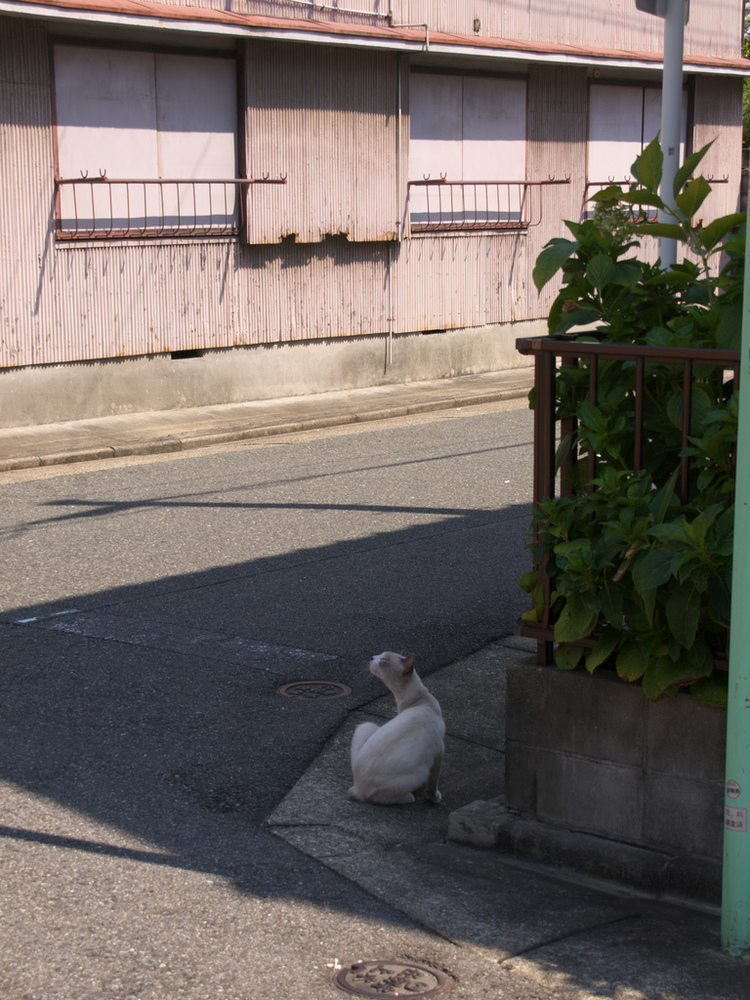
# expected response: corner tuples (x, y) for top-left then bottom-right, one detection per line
(505, 664), (726, 860)
(0, 321), (539, 429)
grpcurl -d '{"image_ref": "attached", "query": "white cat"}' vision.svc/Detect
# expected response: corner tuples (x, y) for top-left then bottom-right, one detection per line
(346, 652), (445, 805)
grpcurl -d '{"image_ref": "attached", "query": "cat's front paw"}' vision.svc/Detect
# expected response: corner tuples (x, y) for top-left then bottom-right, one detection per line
(426, 789), (442, 804)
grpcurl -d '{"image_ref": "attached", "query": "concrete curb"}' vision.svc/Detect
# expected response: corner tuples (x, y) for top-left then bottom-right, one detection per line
(448, 799), (722, 907)
(0, 381), (530, 473)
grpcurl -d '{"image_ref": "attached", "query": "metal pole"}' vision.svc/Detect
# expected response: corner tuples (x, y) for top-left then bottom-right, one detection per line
(658, 0), (685, 268)
(721, 218), (750, 957)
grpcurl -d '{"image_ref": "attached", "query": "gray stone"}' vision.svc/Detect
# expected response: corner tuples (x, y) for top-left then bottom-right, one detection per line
(505, 662), (727, 860)
(447, 798), (506, 847)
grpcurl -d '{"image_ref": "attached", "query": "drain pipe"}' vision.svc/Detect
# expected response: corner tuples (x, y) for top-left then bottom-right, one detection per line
(721, 217), (750, 957)
(387, 242), (393, 366)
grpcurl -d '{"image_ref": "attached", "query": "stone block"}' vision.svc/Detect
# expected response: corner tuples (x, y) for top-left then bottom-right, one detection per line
(644, 772), (724, 858)
(505, 744), (643, 842)
(505, 664), (643, 765)
(505, 661), (727, 861)
(447, 798), (506, 848)
(646, 695), (726, 782)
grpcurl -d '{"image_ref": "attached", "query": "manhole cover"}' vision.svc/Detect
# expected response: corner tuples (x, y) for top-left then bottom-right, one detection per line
(277, 680), (351, 700)
(336, 961), (449, 998)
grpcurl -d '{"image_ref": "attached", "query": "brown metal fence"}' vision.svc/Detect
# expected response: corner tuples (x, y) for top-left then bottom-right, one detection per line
(514, 334), (740, 665)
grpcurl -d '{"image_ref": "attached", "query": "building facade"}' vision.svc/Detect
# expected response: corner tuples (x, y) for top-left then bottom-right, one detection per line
(0, 0), (746, 425)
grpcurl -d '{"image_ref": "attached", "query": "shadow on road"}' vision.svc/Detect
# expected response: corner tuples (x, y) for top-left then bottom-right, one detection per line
(1, 500), (532, 917)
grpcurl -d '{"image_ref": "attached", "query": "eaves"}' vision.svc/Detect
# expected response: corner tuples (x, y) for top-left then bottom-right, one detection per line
(2, 0), (749, 77)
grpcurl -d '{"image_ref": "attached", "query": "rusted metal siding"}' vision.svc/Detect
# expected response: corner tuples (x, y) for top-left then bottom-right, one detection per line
(526, 65), (589, 319)
(693, 75), (743, 218)
(394, 234), (527, 331)
(0, 18), (55, 368)
(393, 0), (741, 60)
(244, 40), (399, 243)
(0, 13), (743, 370)
(60, 0), (742, 61)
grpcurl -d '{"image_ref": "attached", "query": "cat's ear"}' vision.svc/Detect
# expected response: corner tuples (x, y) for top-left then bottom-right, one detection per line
(401, 654), (415, 675)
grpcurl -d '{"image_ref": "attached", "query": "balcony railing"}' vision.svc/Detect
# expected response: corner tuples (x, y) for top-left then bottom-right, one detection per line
(583, 179), (659, 222)
(408, 177), (569, 232)
(584, 175), (729, 221)
(54, 174), (287, 240)
(514, 335), (740, 665)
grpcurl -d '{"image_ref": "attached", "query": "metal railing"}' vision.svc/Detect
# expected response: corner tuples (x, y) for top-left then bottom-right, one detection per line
(514, 335), (740, 665)
(408, 177), (569, 232)
(583, 179), (659, 221)
(55, 174), (287, 240)
(584, 175), (729, 221)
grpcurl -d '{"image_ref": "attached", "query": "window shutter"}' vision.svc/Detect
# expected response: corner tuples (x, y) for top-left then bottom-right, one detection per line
(243, 41), (399, 244)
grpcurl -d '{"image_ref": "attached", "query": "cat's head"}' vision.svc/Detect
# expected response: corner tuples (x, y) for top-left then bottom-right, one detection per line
(369, 651), (415, 690)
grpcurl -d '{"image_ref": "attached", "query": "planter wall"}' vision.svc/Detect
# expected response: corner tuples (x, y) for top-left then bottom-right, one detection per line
(505, 663), (727, 859)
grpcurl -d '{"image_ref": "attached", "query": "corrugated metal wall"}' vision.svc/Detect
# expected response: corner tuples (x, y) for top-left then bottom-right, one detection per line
(0, 18), (55, 368)
(526, 65), (589, 319)
(244, 41), (399, 243)
(0, 14), (743, 370)
(228, 0), (743, 60)
(100, 0), (742, 60)
(693, 75), (744, 217)
(396, 0), (741, 59)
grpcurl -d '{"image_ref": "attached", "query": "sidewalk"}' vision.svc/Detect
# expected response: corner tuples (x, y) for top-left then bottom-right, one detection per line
(269, 636), (750, 999)
(0, 368), (534, 472)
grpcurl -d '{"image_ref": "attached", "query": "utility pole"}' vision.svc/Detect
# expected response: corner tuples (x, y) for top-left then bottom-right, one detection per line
(657, 0), (686, 266)
(721, 218), (750, 958)
(635, 0), (687, 266)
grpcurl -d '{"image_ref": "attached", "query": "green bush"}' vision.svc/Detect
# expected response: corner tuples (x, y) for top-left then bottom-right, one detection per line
(522, 138), (745, 706)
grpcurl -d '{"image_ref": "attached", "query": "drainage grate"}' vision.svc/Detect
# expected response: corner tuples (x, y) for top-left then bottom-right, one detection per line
(336, 961), (449, 998)
(277, 680), (352, 700)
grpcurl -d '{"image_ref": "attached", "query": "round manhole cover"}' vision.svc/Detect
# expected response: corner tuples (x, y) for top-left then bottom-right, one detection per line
(336, 961), (449, 998)
(277, 680), (351, 700)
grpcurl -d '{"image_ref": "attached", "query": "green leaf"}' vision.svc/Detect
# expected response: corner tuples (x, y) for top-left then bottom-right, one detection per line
(577, 398), (607, 432)
(698, 213), (746, 254)
(642, 654), (693, 699)
(629, 222), (685, 242)
(690, 673), (728, 707)
(716, 300), (742, 350)
(650, 466), (680, 524)
(665, 385), (713, 434)
(554, 594), (598, 643)
(589, 184), (625, 204)
(616, 642), (648, 682)
(555, 643), (585, 670)
(533, 239), (580, 292)
(611, 259), (643, 287)
(631, 138), (663, 193)
(672, 140), (714, 197)
(666, 580), (701, 648)
(674, 176), (711, 221)
(586, 254), (616, 291)
(584, 626), (621, 673)
(632, 547), (674, 590)
(618, 190), (666, 212)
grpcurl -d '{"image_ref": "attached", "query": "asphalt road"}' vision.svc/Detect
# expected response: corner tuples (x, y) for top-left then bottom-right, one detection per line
(0, 400), (534, 999)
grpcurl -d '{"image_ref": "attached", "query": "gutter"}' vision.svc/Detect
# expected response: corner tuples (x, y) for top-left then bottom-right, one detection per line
(2, 0), (749, 77)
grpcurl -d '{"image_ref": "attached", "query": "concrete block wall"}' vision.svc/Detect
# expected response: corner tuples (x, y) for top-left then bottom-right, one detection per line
(0, 322), (539, 429)
(505, 664), (726, 859)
